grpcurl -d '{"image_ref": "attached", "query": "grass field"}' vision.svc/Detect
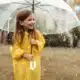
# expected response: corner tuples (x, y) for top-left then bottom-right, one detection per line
(0, 45), (80, 80)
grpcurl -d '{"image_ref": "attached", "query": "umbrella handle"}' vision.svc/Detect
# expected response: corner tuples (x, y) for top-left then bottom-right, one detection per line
(30, 31), (36, 54)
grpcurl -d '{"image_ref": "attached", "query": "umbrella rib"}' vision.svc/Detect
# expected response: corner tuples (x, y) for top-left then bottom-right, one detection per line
(9, 5), (31, 19)
(24, 0), (41, 6)
(39, 4), (52, 6)
(3, 6), (22, 30)
(25, 0), (40, 5)
(11, 2), (30, 5)
(3, 5), (31, 32)
(10, 5), (29, 15)
(35, 2), (41, 5)
(0, 4), (9, 7)
(24, 0), (32, 4)
(0, 2), (30, 6)
(17, 5), (31, 10)
(36, 6), (51, 13)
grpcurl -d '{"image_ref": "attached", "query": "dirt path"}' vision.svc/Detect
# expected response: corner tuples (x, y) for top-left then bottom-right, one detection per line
(0, 45), (80, 80)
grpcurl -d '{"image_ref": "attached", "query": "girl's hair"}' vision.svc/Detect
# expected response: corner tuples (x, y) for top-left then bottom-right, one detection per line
(12, 10), (36, 45)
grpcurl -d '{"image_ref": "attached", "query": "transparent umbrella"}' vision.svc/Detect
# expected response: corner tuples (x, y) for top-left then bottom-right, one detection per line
(0, 0), (80, 34)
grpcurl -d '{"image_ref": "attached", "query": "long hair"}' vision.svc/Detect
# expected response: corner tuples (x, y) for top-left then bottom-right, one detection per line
(13, 10), (36, 45)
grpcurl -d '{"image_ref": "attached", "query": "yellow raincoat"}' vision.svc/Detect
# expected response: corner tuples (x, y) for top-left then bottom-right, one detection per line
(10, 30), (45, 80)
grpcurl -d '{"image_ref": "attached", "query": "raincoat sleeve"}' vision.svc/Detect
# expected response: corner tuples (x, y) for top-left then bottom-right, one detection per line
(36, 30), (45, 52)
(10, 35), (24, 60)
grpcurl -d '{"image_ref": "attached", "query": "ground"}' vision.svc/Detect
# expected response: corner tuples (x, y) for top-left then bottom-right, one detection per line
(0, 45), (80, 80)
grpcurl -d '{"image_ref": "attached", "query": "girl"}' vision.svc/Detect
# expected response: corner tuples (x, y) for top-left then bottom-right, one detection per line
(10, 10), (45, 80)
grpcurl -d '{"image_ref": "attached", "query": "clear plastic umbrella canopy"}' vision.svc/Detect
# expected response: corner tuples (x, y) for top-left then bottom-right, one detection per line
(0, 0), (80, 34)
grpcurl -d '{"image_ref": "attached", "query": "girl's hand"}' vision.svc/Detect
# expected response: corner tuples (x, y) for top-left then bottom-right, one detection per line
(30, 39), (37, 45)
(23, 53), (33, 61)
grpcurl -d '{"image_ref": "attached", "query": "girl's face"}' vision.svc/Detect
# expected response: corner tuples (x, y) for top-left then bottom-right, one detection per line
(21, 14), (36, 29)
